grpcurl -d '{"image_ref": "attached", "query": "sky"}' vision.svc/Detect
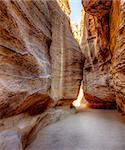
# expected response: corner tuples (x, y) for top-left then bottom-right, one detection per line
(69, 0), (82, 29)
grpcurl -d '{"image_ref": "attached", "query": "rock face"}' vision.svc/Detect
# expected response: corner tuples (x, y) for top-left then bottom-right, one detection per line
(110, 0), (125, 112)
(81, 0), (125, 111)
(0, 107), (72, 149)
(0, 0), (52, 118)
(0, 130), (22, 150)
(71, 22), (80, 43)
(81, 0), (116, 108)
(0, 0), (83, 118)
(83, 0), (112, 16)
(47, 1), (83, 103)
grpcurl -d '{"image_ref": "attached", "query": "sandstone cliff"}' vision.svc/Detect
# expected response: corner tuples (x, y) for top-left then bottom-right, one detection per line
(110, 0), (125, 112)
(2, 0), (125, 149)
(48, 1), (83, 104)
(71, 22), (80, 43)
(0, 0), (83, 118)
(81, 0), (116, 108)
(81, 0), (125, 112)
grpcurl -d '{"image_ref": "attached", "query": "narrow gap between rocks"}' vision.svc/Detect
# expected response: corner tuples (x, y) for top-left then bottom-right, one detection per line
(69, 0), (86, 109)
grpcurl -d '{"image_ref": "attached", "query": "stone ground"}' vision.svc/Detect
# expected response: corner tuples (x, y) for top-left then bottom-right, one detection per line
(26, 108), (125, 150)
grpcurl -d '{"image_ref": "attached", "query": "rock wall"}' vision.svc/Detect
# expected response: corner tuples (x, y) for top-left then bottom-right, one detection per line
(81, 0), (125, 112)
(83, 0), (112, 16)
(110, 0), (125, 112)
(0, 0), (83, 118)
(47, 0), (83, 104)
(71, 22), (80, 43)
(81, 0), (116, 108)
(0, 0), (52, 118)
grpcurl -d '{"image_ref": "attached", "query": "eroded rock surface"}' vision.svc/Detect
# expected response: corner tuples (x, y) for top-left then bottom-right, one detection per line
(81, 1), (116, 108)
(48, 1), (83, 103)
(0, 0), (52, 118)
(0, 130), (22, 150)
(110, 0), (125, 112)
(83, 0), (112, 16)
(81, 0), (125, 112)
(0, 108), (72, 149)
(0, 0), (83, 118)
(71, 22), (80, 43)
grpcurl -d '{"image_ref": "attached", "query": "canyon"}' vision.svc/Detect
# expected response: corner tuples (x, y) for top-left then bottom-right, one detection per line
(0, 0), (125, 149)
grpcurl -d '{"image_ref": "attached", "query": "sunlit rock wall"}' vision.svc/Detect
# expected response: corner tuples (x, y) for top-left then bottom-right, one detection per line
(81, 0), (116, 108)
(0, 0), (83, 118)
(57, 0), (71, 19)
(71, 22), (80, 43)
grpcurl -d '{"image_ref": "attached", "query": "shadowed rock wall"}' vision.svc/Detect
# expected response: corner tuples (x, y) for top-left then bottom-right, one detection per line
(81, 0), (116, 108)
(81, 0), (125, 112)
(110, 0), (125, 112)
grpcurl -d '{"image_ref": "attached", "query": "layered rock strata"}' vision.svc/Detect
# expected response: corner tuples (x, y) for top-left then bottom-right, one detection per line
(0, 0), (52, 118)
(48, 1), (83, 104)
(0, 108), (72, 149)
(81, 0), (116, 108)
(83, 0), (112, 17)
(110, 0), (125, 112)
(0, 0), (83, 148)
(82, 0), (125, 112)
(71, 22), (80, 43)
(0, 0), (83, 118)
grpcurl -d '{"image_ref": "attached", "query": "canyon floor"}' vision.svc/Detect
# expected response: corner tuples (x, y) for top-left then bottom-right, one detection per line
(26, 108), (125, 150)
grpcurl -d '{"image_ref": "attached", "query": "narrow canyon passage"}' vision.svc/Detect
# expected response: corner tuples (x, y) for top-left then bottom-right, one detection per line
(26, 109), (125, 150)
(1, 0), (125, 149)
